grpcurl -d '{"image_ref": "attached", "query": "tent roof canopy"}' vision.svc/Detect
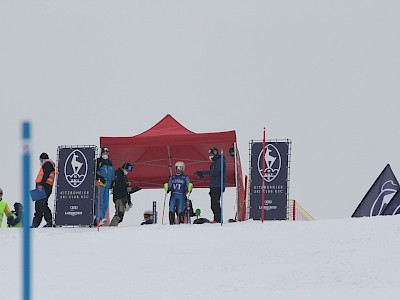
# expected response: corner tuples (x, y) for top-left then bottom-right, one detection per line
(135, 114), (195, 137)
(100, 114), (241, 189)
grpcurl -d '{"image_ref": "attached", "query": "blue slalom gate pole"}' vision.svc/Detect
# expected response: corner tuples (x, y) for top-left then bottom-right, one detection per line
(220, 149), (224, 226)
(22, 122), (31, 300)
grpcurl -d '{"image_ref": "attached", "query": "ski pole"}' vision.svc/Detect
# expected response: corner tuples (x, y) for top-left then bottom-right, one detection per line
(161, 192), (167, 225)
(97, 179), (101, 232)
(186, 182), (193, 224)
(162, 182), (169, 225)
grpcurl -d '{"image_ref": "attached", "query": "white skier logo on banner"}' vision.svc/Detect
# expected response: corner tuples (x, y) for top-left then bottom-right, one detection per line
(370, 180), (397, 216)
(257, 144), (281, 182)
(64, 149), (88, 188)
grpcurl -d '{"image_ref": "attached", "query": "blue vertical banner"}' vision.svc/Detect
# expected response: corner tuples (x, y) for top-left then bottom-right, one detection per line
(54, 146), (97, 226)
(352, 164), (399, 217)
(249, 140), (291, 220)
(22, 122), (31, 300)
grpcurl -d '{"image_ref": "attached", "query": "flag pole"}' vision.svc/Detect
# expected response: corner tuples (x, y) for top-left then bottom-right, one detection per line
(97, 179), (101, 232)
(262, 127), (266, 223)
(220, 149), (224, 226)
(22, 122), (31, 300)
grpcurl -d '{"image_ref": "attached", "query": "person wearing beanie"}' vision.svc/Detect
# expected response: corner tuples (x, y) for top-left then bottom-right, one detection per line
(40, 152), (49, 160)
(0, 188), (11, 228)
(140, 210), (154, 225)
(7, 202), (23, 228)
(31, 152), (56, 228)
(94, 147), (115, 226)
(194, 147), (226, 223)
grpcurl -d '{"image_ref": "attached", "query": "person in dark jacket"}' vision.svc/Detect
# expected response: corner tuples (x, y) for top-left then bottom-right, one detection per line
(194, 147), (226, 223)
(7, 202), (23, 228)
(140, 210), (154, 225)
(32, 153), (55, 228)
(109, 163), (133, 226)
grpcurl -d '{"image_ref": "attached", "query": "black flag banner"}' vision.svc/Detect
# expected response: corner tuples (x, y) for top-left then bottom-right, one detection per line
(249, 140), (291, 220)
(55, 146), (97, 226)
(381, 189), (400, 215)
(352, 164), (399, 217)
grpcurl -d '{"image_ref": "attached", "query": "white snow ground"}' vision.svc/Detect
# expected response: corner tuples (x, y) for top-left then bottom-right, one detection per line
(2, 215), (400, 300)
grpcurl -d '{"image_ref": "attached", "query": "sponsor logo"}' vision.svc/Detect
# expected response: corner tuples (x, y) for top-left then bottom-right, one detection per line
(257, 144), (281, 182)
(64, 149), (88, 188)
(370, 180), (398, 216)
(65, 211), (83, 216)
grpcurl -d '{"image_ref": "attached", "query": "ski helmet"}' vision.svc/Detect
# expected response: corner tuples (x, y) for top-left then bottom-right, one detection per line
(175, 161), (185, 174)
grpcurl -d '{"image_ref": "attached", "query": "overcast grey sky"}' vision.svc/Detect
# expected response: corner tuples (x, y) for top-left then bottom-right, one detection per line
(1, 1), (399, 223)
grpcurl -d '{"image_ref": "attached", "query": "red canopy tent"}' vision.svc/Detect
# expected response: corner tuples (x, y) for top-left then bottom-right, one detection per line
(100, 114), (246, 221)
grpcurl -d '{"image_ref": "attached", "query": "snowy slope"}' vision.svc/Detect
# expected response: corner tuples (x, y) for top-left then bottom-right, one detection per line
(2, 216), (400, 300)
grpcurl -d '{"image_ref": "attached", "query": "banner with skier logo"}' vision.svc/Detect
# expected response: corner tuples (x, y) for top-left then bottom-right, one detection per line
(55, 146), (97, 226)
(249, 140), (291, 220)
(352, 164), (399, 217)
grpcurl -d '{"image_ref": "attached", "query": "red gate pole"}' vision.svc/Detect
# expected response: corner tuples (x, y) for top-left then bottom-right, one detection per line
(293, 200), (296, 221)
(261, 127), (266, 223)
(97, 179), (101, 232)
(242, 175), (248, 221)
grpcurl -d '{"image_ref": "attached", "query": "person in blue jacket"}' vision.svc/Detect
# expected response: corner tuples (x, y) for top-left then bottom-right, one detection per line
(166, 161), (191, 224)
(94, 147), (115, 226)
(194, 147), (226, 223)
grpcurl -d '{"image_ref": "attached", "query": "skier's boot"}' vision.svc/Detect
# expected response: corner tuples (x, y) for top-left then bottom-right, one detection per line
(178, 212), (184, 224)
(169, 212), (175, 225)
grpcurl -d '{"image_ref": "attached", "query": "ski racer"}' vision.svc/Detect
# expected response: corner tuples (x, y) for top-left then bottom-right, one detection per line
(165, 161), (191, 224)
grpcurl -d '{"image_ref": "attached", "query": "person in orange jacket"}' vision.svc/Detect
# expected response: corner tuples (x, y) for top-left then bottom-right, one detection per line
(31, 153), (56, 228)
